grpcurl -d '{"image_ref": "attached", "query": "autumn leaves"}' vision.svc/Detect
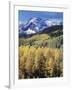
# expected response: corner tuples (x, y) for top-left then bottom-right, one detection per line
(19, 46), (63, 79)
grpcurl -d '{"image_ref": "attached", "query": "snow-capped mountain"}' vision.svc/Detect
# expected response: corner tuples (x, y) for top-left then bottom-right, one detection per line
(19, 17), (63, 35)
(19, 17), (48, 34)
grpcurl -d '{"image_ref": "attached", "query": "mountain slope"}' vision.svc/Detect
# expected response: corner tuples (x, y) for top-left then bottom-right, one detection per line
(19, 25), (63, 38)
(19, 17), (63, 37)
(39, 25), (63, 37)
(19, 33), (63, 48)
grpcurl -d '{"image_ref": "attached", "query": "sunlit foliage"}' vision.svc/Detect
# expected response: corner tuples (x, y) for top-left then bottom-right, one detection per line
(19, 46), (63, 79)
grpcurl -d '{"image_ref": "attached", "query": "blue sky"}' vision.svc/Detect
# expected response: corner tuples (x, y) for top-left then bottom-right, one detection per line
(19, 10), (63, 24)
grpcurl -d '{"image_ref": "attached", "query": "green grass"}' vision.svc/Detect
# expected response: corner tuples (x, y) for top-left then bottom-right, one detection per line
(19, 33), (63, 48)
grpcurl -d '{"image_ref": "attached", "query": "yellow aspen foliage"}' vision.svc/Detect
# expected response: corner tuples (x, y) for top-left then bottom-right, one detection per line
(55, 49), (61, 61)
(25, 47), (36, 75)
(19, 55), (27, 71)
(34, 47), (43, 70)
(19, 46), (63, 79)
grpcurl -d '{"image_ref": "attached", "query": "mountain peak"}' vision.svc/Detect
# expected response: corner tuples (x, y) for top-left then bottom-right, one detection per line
(19, 17), (63, 36)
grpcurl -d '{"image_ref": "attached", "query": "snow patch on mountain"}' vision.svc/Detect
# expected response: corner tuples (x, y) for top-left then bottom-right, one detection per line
(25, 28), (36, 34)
(44, 19), (63, 26)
